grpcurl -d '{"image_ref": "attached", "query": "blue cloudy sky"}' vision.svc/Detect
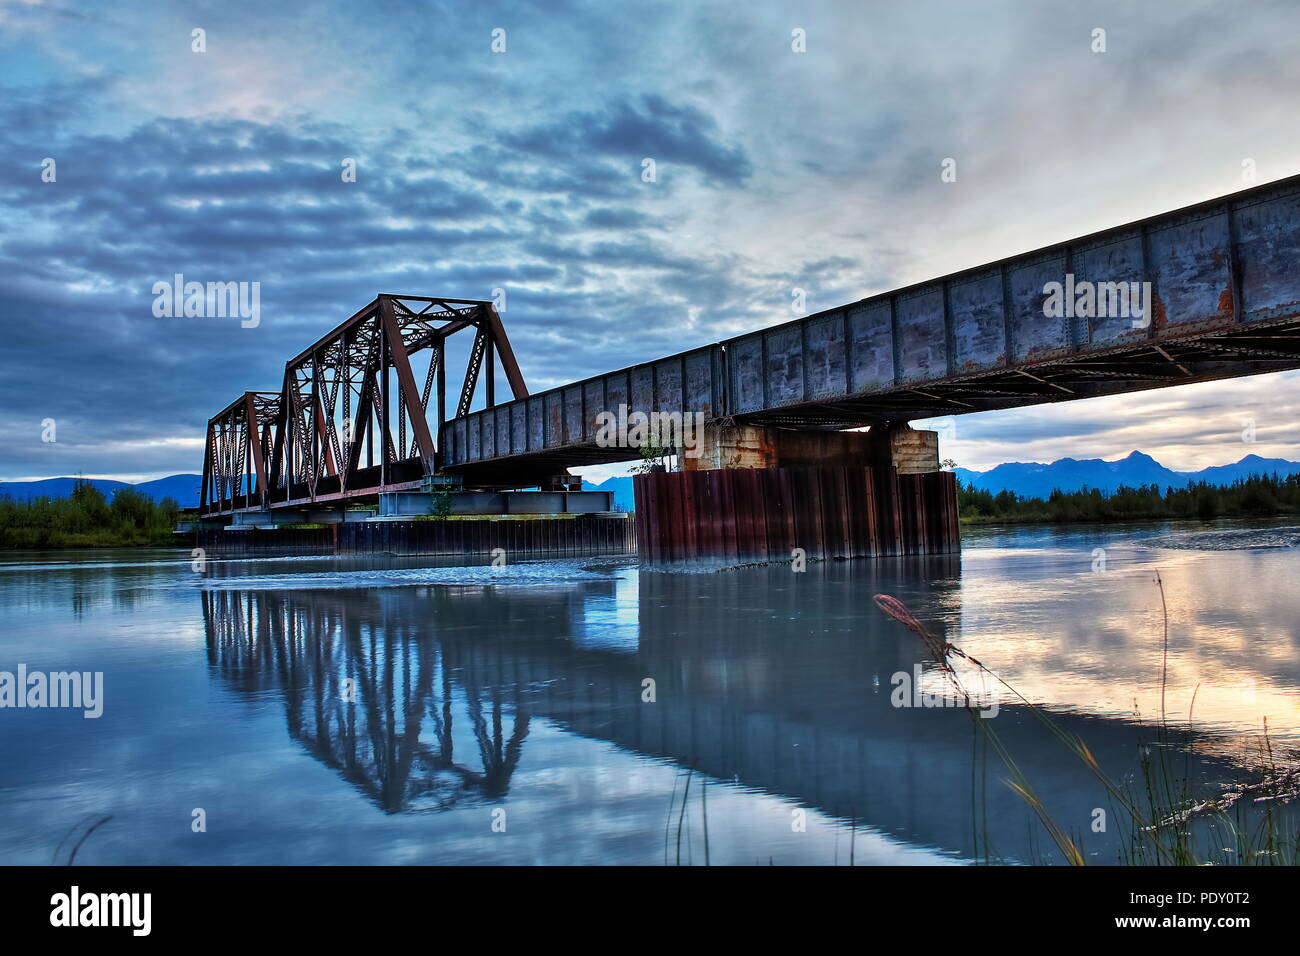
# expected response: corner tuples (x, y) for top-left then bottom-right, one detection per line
(4, 0), (1300, 482)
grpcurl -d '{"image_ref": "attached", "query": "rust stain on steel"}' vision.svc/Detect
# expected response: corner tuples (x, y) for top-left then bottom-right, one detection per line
(1151, 293), (1169, 331)
(634, 466), (959, 565)
(1218, 287), (1235, 316)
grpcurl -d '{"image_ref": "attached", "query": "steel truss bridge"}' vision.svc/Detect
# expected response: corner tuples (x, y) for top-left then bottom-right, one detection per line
(202, 295), (532, 515)
(203, 174), (1300, 516)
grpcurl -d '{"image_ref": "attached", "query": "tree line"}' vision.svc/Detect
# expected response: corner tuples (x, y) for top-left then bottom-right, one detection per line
(0, 481), (181, 548)
(959, 473), (1300, 523)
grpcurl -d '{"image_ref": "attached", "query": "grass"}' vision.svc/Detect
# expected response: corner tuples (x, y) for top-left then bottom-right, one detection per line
(873, 578), (1300, 865)
(53, 814), (113, 865)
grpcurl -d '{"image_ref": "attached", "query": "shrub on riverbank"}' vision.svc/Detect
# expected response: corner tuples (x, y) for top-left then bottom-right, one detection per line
(959, 473), (1300, 524)
(0, 481), (180, 549)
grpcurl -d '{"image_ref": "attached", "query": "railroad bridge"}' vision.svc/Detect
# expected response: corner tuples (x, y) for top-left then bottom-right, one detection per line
(201, 174), (1300, 560)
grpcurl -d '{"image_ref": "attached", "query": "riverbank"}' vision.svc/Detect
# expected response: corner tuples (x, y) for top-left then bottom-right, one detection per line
(958, 472), (1300, 525)
(959, 509), (1298, 527)
(0, 483), (179, 550)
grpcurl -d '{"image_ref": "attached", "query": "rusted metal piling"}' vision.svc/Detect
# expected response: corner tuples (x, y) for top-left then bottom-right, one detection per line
(633, 466), (958, 565)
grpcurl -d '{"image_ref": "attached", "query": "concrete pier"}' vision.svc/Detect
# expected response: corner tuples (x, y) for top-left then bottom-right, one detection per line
(685, 422), (938, 474)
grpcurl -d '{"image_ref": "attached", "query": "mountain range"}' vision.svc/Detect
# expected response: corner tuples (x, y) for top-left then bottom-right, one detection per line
(3, 452), (1297, 511)
(0, 474), (203, 507)
(951, 451), (1300, 499)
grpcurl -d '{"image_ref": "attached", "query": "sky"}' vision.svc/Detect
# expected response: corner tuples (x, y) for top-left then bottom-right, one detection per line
(3, 0), (1300, 482)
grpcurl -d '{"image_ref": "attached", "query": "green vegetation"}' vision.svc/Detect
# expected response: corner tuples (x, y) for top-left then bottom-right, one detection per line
(633, 438), (670, 475)
(959, 473), (1300, 524)
(430, 485), (454, 519)
(0, 481), (181, 549)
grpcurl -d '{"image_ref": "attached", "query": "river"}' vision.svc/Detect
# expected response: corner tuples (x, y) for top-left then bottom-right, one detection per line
(2, 518), (1298, 865)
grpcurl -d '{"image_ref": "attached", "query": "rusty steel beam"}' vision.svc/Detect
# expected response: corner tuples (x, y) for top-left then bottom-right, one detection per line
(202, 391), (280, 513)
(456, 327), (489, 419)
(200, 422), (213, 514)
(311, 353), (339, 479)
(482, 303), (529, 400)
(243, 392), (270, 505)
(345, 366), (376, 487)
(379, 296), (437, 472)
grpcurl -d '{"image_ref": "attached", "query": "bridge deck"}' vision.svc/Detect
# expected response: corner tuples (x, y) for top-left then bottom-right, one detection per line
(442, 174), (1300, 480)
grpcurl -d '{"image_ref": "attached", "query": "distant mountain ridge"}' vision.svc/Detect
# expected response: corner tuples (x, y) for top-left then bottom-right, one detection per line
(0, 475), (202, 507)
(4, 453), (1297, 511)
(952, 451), (1300, 498)
(581, 475), (636, 511)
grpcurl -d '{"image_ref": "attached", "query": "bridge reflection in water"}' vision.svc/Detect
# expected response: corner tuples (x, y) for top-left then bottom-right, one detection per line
(199, 563), (1245, 863)
(202, 586), (533, 814)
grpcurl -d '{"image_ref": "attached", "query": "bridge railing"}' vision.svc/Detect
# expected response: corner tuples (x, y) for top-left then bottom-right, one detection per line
(441, 343), (724, 467)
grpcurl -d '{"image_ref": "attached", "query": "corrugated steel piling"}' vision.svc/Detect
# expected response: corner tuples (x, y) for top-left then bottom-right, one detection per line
(634, 466), (958, 565)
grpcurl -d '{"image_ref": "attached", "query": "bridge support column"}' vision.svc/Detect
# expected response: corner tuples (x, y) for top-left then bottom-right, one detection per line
(684, 422), (939, 473)
(637, 423), (957, 564)
(864, 422), (940, 475)
(684, 425), (778, 470)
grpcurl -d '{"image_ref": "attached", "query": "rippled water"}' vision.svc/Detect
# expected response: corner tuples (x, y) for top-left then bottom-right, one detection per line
(1140, 524), (1300, 551)
(1, 518), (1298, 865)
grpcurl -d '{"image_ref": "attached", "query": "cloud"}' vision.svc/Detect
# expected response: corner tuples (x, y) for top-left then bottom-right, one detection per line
(4, 0), (1300, 480)
(501, 94), (754, 186)
(917, 372), (1300, 472)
